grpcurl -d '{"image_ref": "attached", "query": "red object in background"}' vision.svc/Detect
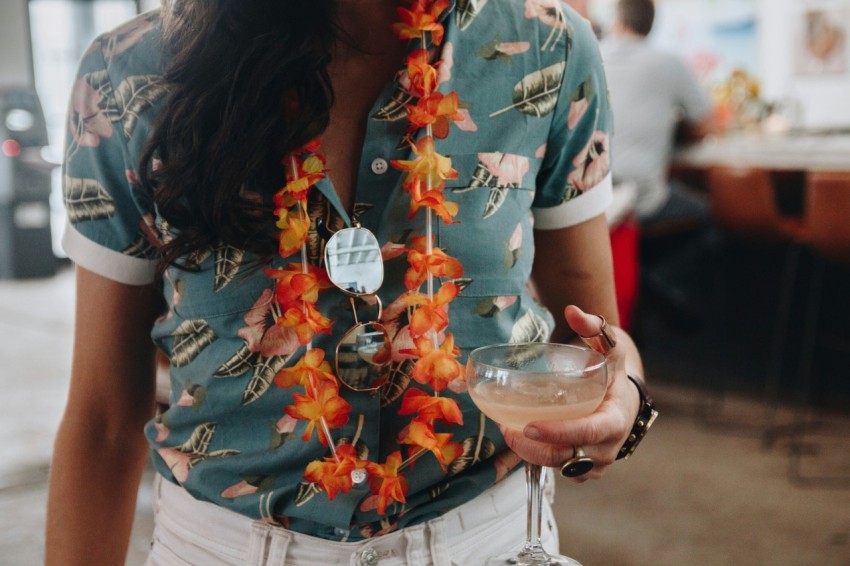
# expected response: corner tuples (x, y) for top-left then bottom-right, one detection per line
(2, 139), (22, 158)
(609, 216), (639, 333)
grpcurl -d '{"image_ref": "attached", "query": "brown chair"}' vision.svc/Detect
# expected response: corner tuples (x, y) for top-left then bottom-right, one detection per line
(699, 166), (801, 431)
(706, 165), (787, 242)
(784, 170), (850, 486)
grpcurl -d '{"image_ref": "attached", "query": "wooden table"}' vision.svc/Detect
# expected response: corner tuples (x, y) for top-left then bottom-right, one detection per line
(671, 131), (850, 215)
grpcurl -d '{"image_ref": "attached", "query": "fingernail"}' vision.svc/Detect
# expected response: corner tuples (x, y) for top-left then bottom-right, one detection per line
(525, 426), (541, 440)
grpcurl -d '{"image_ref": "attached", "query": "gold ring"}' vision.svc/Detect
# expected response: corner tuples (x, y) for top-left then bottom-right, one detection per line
(580, 315), (617, 354)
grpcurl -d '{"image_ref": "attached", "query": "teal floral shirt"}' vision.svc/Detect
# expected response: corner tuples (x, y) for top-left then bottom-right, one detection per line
(62, 1), (613, 541)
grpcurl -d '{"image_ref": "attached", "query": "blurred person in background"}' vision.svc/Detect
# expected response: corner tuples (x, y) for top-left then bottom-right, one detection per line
(601, 0), (715, 319)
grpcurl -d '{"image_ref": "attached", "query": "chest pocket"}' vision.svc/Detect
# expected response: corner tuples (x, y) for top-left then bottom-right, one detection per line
(167, 246), (273, 320)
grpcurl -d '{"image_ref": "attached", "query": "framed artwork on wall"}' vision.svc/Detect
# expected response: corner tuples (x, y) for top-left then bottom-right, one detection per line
(795, 4), (848, 75)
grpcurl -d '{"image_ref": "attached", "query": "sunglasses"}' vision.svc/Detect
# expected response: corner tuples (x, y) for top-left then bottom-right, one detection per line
(324, 225), (393, 392)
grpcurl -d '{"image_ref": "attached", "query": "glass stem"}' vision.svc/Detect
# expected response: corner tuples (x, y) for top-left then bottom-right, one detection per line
(524, 462), (546, 553)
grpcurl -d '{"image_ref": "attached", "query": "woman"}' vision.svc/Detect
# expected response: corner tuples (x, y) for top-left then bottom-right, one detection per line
(47, 1), (649, 564)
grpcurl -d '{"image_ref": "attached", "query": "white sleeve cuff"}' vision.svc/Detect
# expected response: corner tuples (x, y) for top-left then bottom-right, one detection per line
(532, 173), (614, 230)
(61, 221), (158, 285)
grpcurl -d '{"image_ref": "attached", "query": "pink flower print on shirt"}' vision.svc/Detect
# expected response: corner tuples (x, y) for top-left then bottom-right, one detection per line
(477, 152), (530, 186)
(237, 289), (300, 358)
(437, 42), (454, 85)
(69, 78), (113, 148)
(568, 98), (589, 130)
(566, 130), (610, 193)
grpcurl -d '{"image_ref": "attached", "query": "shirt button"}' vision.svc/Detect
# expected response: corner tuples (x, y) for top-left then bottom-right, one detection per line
(370, 158), (388, 175)
(358, 548), (379, 566)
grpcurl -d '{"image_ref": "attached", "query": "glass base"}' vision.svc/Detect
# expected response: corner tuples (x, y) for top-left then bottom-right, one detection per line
(484, 550), (582, 566)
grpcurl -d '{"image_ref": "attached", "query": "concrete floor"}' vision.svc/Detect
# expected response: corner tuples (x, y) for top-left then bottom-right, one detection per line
(2, 266), (849, 565)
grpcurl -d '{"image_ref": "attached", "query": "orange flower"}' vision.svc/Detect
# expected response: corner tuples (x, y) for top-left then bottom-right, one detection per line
(365, 451), (409, 515)
(403, 333), (462, 392)
(274, 348), (337, 389)
(392, 0), (449, 46)
(286, 381), (351, 446)
(265, 263), (332, 307)
(304, 444), (367, 501)
(276, 153), (326, 208)
(401, 282), (459, 338)
(398, 420), (462, 471)
(399, 388), (463, 426)
(277, 302), (333, 344)
(404, 236), (464, 290)
(406, 176), (459, 224)
(275, 206), (310, 258)
(406, 91), (462, 139)
(392, 136), (458, 192)
(403, 48), (440, 98)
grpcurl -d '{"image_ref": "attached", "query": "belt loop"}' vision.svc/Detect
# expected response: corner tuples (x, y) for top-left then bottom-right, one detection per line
(265, 528), (292, 565)
(404, 524), (428, 566)
(426, 518), (452, 566)
(248, 522), (270, 565)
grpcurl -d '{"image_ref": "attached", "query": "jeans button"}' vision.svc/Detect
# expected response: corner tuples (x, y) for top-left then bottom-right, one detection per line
(359, 547), (379, 566)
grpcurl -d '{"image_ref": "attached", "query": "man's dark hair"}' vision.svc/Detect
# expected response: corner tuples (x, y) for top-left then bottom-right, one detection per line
(616, 0), (655, 36)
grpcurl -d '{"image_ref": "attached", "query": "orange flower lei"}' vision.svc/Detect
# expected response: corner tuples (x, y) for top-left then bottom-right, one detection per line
(268, 0), (466, 514)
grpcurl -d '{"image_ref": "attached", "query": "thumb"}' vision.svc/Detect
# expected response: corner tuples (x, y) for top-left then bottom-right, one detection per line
(564, 305), (617, 355)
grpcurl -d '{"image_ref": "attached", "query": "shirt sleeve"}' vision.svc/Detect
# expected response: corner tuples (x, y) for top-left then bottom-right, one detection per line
(61, 36), (159, 285)
(532, 8), (614, 231)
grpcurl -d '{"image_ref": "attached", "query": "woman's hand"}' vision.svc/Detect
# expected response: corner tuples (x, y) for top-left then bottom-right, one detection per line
(498, 305), (642, 482)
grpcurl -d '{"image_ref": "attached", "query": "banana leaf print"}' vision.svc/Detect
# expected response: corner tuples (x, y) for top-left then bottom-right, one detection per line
(171, 319), (217, 367)
(242, 354), (289, 406)
(215, 344), (256, 378)
(104, 75), (169, 139)
(122, 233), (158, 259)
(372, 85), (417, 122)
(448, 277), (473, 293)
(472, 295), (517, 318)
(214, 344), (289, 405)
(184, 247), (212, 270)
(63, 176), (116, 222)
(157, 423), (240, 484)
(213, 244), (245, 292)
(490, 62), (566, 118)
(295, 481), (322, 507)
(455, 0), (489, 30)
(220, 474), (276, 498)
(429, 481), (450, 500)
(381, 360), (415, 407)
(306, 191), (355, 265)
(449, 413), (496, 476)
(509, 309), (550, 343)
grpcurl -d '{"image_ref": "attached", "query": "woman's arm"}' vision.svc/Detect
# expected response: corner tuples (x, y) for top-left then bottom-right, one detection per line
(501, 214), (643, 480)
(46, 266), (163, 565)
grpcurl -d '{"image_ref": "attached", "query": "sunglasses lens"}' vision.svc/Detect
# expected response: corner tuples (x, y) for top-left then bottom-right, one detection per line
(336, 322), (392, 391)
(325, 227), (383, 296)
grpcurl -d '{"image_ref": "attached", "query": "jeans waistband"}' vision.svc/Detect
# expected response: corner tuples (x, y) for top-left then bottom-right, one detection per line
(148, 469), (545, 566)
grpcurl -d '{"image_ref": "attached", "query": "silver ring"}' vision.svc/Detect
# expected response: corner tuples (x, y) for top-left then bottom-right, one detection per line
(560, 446), (594, 478)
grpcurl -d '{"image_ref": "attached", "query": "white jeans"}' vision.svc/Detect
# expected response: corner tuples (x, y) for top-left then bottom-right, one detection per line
(145, 470), (560, 566)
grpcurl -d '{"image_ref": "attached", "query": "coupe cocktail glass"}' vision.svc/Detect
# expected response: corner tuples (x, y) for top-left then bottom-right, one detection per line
(466, 343), (608, 566)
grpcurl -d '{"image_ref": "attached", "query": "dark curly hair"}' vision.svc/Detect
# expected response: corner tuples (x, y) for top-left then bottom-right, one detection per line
(140, 0), (338, 269)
